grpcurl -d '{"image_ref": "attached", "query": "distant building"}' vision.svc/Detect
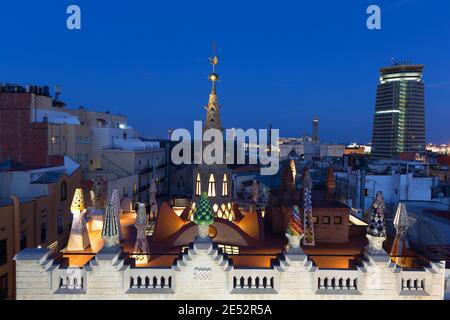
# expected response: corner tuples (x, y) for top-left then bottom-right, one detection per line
(335, 161), (437, 214)
(0, 83), (168, 206)
(426, 144), (450, 155)
(320, 144), (345, 159)
(371, 64), (426, 159)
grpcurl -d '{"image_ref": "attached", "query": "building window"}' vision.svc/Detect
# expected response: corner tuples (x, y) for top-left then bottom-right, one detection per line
(0, 239), (6, 266)
(364, 188), (369, 196)
(208, 174), (216, 197)
(222, 174), (228, 196)
(60, 182), (67, 201)
(312, 216), (318, 224)
(322, 216), (330, 225)
(57, 216), (64, 235)
(217, 244), (240, 255)
(0, 274), (7, 300)
(195, 173), (201, 196)
(334, 216), (342, 225)
(20, 232), (27, 251)
(40, 223), (47, 243)
(133, 184), (137, 196)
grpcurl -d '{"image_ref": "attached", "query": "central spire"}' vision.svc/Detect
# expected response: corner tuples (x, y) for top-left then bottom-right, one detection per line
(204, 45), (222, 131)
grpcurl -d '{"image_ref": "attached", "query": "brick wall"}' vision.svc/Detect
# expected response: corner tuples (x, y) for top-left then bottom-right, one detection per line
(0, 92), (49, 167)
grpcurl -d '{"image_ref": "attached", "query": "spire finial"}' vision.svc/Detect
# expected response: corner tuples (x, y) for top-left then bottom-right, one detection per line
(208, 42), (219, 94)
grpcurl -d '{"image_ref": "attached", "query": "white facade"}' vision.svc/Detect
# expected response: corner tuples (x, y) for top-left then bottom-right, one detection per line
(14, 240), (446, 300)
(320, 144), (345, 158)
(336, 170), (436, 211)
(280, 141), (341, 161)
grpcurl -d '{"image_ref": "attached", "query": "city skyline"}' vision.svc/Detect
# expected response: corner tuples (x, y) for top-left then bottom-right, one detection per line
(2, 1), (450, 304)
(1, 0), (450, 144)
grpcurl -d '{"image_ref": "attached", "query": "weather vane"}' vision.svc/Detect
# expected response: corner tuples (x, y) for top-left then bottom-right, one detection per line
(208, 42), (219, 90)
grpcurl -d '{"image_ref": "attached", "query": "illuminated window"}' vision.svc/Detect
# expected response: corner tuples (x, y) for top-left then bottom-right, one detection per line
(208, 174), (216, 197)
(222, 174), (228, 196)
(218, 244), (240, 255)
(195, 173), (201, 196)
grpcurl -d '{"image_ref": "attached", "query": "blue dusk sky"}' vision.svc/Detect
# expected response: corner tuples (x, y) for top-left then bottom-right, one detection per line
(1, 0), (449, 144)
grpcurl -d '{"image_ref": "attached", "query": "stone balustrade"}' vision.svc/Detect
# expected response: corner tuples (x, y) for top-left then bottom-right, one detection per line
(401, 278), (425, 291)
(52, 268), (87, 294)
(124, 268), (175, 293)
(314, 269), (361, 293)
(14, 245), (446, 300)
(230, 269), (279, 292)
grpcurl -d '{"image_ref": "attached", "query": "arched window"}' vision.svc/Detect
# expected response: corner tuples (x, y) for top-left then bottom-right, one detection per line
(208, 174), (216, 197)
(195, 173), (201, 196)
(222, 174), (228, 196)
(60, 181), (67, 201)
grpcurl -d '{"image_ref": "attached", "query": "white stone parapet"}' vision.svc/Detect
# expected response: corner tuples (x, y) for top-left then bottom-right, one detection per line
(14, 243), (446, 300)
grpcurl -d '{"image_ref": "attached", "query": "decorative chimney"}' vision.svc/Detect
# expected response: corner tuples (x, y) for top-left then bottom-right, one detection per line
(110, 189), (122, 240)
(90, 176), (106, 231)
(133, 203), (150, 265)
(149, 179), (158, 221)
(67, 189), (91, 251)
(285, 205), (304, 254)
(366, 191), (387, 255)
(193, 193), (214, 242)
(101, 204), (120, 250)
(390, 203), (410, 266)
(302, 168), (315, 246)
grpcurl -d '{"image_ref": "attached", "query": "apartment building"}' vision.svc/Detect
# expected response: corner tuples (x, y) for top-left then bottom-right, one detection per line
(0, 157), (81, 299)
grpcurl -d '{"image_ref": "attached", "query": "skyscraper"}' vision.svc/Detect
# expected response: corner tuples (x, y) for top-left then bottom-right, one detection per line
(371, 64), (426, 159)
